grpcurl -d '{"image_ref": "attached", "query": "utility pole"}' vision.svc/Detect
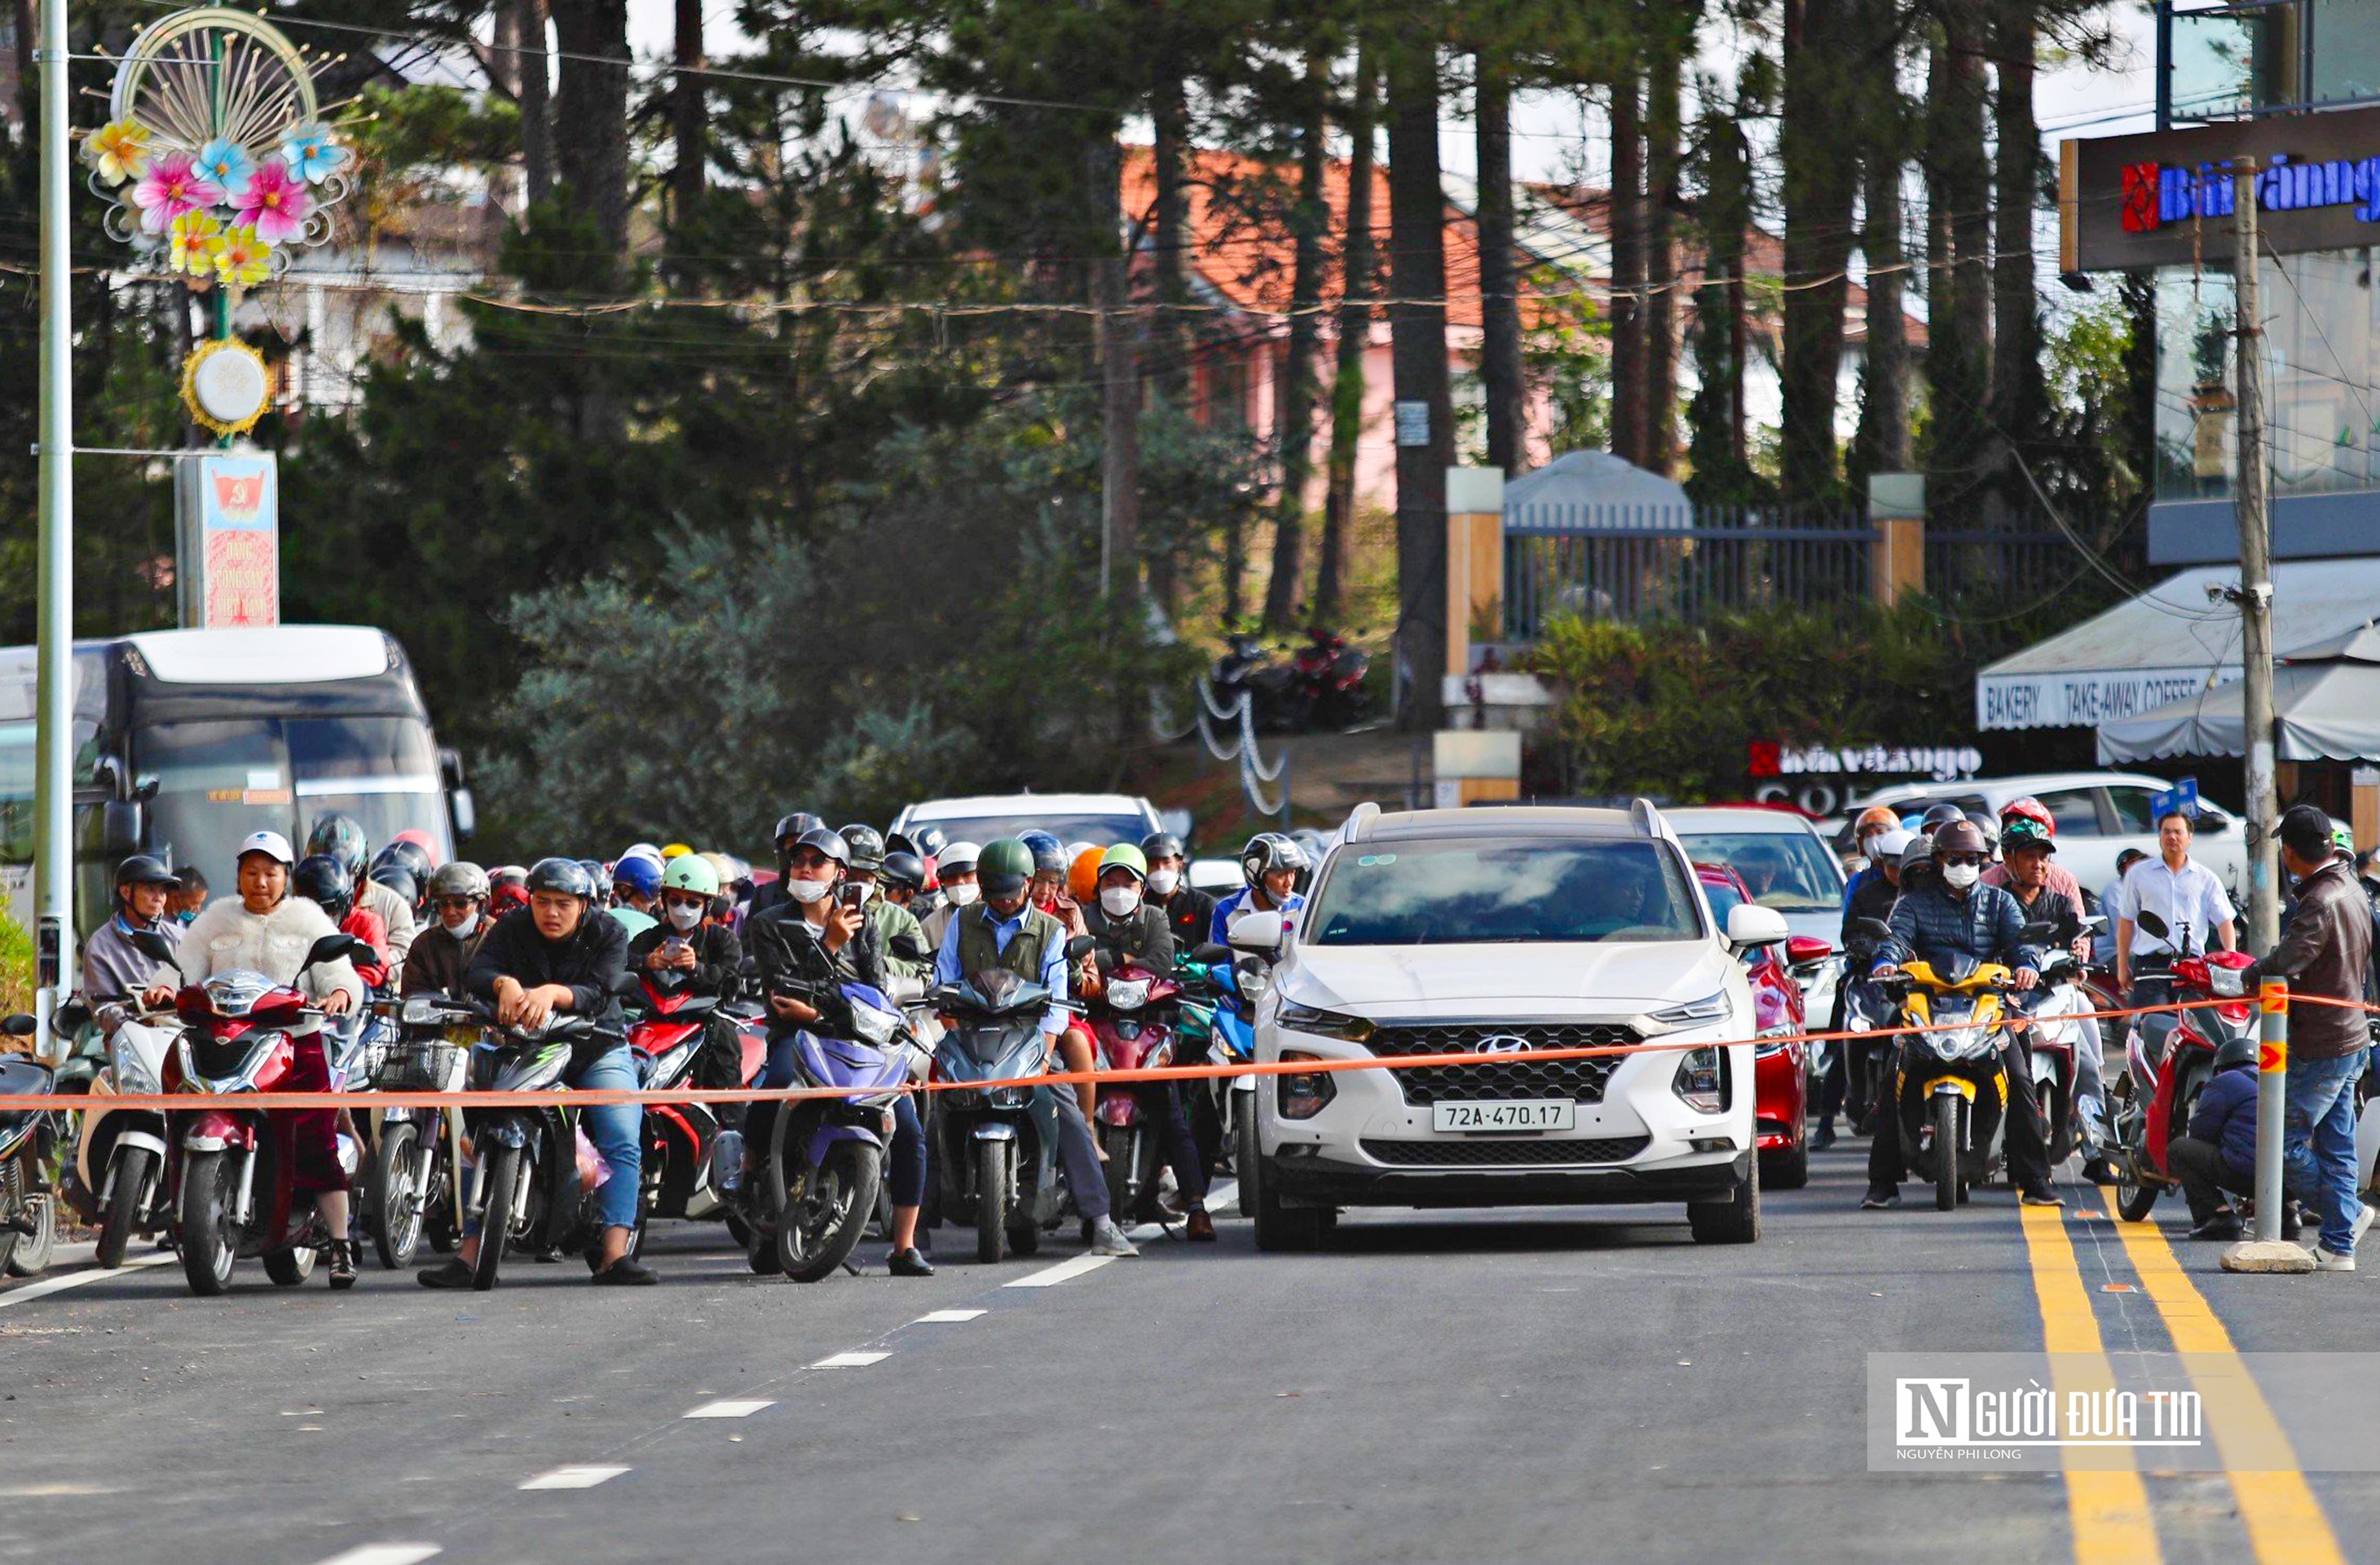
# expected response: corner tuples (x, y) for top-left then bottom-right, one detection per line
(32, 0), (74, 1038)
(2234, 156), (2280, 953)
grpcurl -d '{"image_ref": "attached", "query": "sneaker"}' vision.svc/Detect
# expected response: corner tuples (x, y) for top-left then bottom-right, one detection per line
(2354, 1204), (2374, 1246)
(327, 1239), (358, 1289)
(888, 1246), (935, 1277)
(591, 1256), (659, 1286)
(2020, 1188), (2066, 1208)
(416, 1259), (474, 1290)
(2284, 1202), (2305, 1241)
(1087, 1218), (1139, 1257)
(1860, 1187), (1901, 1210)
(2081, 1157), (2119, 1187)
(1811, 1123), (1838, 1152)
(1183, 1210), (1217, 1243)
(2312, 1245), (2357, 1272)
(2189, 1211), (2245, 1241)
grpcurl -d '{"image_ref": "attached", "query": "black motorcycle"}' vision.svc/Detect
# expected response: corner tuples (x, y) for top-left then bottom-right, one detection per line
(0, 1013), (58, 1278)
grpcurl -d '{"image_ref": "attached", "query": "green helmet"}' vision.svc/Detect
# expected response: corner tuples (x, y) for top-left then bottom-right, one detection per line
(2334, 820), (2357, 855)
(662, 853), (720, 897)
(1098, 842), (1148, 882)
(978, 837), (1034, 897)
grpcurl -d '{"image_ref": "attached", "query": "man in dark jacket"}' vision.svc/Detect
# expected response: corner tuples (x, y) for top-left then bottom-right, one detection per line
(1864, 820), (2059, 1210)
(2259, 805), (2373, 1269)
(1142, 833), (1217, 957)
(403, 862), (492, 997)
(1080, 844), (1211, 1241)
(2169, 1038), (2264, 1240)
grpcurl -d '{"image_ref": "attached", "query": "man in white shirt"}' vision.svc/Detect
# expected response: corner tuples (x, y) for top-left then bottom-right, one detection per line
(2114, 811), (2237, 990)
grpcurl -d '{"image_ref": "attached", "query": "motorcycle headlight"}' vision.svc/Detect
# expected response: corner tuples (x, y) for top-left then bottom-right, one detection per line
(1277, 1003), (1373, 1043)
(1104, 979), (1151, 1012)
(110, 1037), (161, 1096)
(2209, 965), (2246, 999)
(848, 1004), (901, 1047)
(401, 994), (446, 1027)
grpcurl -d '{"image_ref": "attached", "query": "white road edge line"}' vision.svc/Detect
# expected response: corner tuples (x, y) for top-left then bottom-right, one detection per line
(811, 1351), (891, 1368)
(1004, 1254), (1114, 1288)
(518, 1466), (629, 1491)
(0, 1253), (172, 1310)
(312, 1547), (443, 1565)
(910, 1308), (987, 1324)
(683, 1400), (774, 1419)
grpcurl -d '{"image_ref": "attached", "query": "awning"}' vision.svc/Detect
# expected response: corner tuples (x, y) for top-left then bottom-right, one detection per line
(1976, 557), (2380, 730)
(2097, 623), (2380, 763)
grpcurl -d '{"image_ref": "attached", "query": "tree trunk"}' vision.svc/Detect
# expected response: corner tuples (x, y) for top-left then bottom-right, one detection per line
(516, 0), (554, 208)
(1686, 99), (1752, 502)
(1317, 51), (1377, 629)
(1263, 54), (1331, 631)
(1924, 7), (1991, 527)
(672, 0), (705, 219)
(1608, 72), (1646, 469)
(1850, 2), (1911, 484)
(12, 0), (33, 130)
(1386, 39), (1451, 729)
(1642, 40), (1681, 475)
(1149, 71), (1193, 408)
(1779, 0), (1858, 501)
(1989, 0), (2041, 462)
(1476, 59), (1527, 477)
(1091, 135), (1142, 602)
(2118, 268), (2157, 577)
(549, 0), (630, 259)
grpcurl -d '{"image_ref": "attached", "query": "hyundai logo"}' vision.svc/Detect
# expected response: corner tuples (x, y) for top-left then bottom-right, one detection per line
(1474, 1033), (1533, 1055)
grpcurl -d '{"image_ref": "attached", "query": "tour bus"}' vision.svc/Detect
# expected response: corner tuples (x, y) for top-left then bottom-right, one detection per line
(0, 625), (474, 937)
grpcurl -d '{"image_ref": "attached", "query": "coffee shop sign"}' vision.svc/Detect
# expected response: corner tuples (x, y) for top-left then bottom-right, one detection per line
(1750, 741), (1984, 782)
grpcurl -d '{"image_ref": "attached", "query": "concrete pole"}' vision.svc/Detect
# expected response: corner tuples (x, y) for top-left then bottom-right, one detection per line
(32, 0), (75, 1038)
(2224, 978), (2315, 1271)
(2233, 156), (2281, 954)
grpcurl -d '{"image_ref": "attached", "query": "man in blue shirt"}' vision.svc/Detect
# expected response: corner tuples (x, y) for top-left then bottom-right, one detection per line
(937, 837), (1139, 1258)
(1210, 833), (1310, 946)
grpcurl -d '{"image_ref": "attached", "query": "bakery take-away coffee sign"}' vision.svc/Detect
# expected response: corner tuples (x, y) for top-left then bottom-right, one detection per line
(2060, 102), (2380, 272)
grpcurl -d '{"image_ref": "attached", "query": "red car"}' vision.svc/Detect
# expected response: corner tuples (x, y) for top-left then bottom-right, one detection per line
(1696, 863), (1828, 1190)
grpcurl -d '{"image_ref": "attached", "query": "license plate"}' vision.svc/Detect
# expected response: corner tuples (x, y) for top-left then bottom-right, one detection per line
(1431, 1099), (1576, 1134)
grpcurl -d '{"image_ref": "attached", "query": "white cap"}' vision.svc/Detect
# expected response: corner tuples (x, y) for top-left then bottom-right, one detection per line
(1872, 829), (1915, 862)
(239, 829), (295, 866)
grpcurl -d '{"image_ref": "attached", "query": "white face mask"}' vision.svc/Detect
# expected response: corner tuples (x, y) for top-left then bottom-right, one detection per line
(1941, 862), (1981, 890)
(666, 902), (703, 931)
(446, 910), (480, 939)
(787, 877), (831, 905)
(1100, 886), (1143, 918)
(1144, 869), (1179, 898)
(945, 882), (981, 908)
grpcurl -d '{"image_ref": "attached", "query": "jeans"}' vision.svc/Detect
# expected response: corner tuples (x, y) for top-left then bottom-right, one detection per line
(2281, 1047), (2367, 1255)
(572, 1046), (644, 1232)
(1049, 1076), (1112, 1223)
(1122, 1083), (1208, 1213)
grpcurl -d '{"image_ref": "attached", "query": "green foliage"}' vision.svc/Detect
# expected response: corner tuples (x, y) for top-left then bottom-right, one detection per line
(0, 907), (29, 1018)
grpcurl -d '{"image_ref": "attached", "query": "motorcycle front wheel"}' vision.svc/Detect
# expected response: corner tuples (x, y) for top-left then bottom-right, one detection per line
(372, 1122), (427, 1270)
(779, 1140), (882, 1283)
(178, 1148), (238, 1295)
(96, 1144), (155, 1270)
(975, 1139), (1008, 1264)
(4, 1189), (54, 1277)
(1933, 1095), (1960, 1213)
(474, 1143), (520, 1291)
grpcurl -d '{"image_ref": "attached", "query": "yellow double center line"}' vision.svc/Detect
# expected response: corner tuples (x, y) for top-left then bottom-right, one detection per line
(2017, 1197), (2349, 1565)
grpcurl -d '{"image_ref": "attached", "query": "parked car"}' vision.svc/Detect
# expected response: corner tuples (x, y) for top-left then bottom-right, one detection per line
(1844, 772), (2246, 902)
(891, 791), (1176, 849)
(1695, 865), (1814, 1191)
(1666, 805), (1846, 1034)
(1235, 801), (1776, 1251)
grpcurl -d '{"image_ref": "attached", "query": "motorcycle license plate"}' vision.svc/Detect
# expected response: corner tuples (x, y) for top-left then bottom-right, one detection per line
(1431, 1100), (1575, 1134)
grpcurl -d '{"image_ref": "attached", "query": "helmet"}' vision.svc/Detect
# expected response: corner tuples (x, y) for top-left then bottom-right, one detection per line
(390, 828), (441, 871)
(239, 829), (296, 866)
(1019, 831), (1067, 876)
(773, 813), (823, 852)
(1853, 805), (1899, 838)
(791, 827), (851, 869)
(909, 824), (949, 861)
(662, 853), (721, 897)
(661, 844), (693, 861)
(1919, 804), (1967, 835)
(1872, 828), (1915, 863)
(1069, 846), (1105, 903)
(1933, 820), (1990, 858)
(374, 840), (434, 886)
(114, 853), (178, 891)
(1999, 796), (2056, 837)
(489, 864), (528, 888)
(937, 840), (982, 876)
(612, 855), (662, 898)
(698, 853), (738, 895)
(2334, 819), (2356, 855)
(619, 841), (662, 864)
(305, 813), (370, 878)
(838, 825), (887, 875)
(978, 838), (1034, 897)
(430, 862), (490, 901)
(1099, 843), (1148, 882)
(1966, 812), (1999, 852)
(525, 856), (598, 902)
(371, 864), (421, 910)
(882, 852), (927, 894)
(2213, 1034), (2258, 1072)
(1140, 831), (1186, 862)
(1999, 817), (2056, 853)
(294, 853), (355, 920)
(1898, 836), (1935, 877)
(1240, 831), (1309, 888)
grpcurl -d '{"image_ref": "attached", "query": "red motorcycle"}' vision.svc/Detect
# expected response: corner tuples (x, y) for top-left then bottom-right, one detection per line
(624, 972), (766, 1229)
(2109, 909), (2256, 1222)
(1084, 959), (1184, 1220)
(1289, 627), (1373, 730)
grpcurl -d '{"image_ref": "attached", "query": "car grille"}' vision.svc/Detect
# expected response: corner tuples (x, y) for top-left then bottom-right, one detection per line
(1364, 1023), (1637, 1106)
(1360, 1135), (1652, 1167)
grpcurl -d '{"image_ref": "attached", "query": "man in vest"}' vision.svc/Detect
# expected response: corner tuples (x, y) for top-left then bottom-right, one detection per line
(934, 837), (1140, 1258)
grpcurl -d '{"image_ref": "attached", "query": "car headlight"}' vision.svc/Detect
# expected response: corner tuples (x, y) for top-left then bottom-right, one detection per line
(1753, 1023), (1798, 1060)
(1653, 993), (1731, 1029)
(1672, 1046), (1729, 1113)
(1234, 958), (1271, 1007)
(1277, 1049), (1336, 1119)
(1277, 1002), (1373, 1043)
(1104, 978), (1151, 1012)
(110, 1038), (161, 1096)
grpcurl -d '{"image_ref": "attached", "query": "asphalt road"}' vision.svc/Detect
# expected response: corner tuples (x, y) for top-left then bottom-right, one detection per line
(2, 1145), (2374, 1565)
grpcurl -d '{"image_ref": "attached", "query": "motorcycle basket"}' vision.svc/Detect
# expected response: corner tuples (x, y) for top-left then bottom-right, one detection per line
(380, 1038), (465, 1092)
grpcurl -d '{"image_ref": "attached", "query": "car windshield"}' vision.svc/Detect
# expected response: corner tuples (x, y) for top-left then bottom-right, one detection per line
(1677, 830), (1842, 913)
(910, 812), (1146, 847)
(1307, 837), (1703, 946)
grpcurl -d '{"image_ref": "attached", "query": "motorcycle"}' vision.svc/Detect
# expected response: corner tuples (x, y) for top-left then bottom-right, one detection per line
(2109, 909), (2256, 1223)
(1288, 626), (1373, 730)
(1875, 950), (2021, 1211)
(136, 929), (377, 1295)
(624, 971), (738, 1229)
(369, 992), (474, 1269)
(2013, 919), (2105, 1169)
(0, 1012), (59, 1278)
(1083, 958), (1185, 1223)
(65, 994), (181, 1269)
(1209, 631), (1298, 731)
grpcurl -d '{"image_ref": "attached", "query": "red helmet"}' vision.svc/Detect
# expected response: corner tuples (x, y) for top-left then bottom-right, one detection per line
(1999, 796), (2055, 838)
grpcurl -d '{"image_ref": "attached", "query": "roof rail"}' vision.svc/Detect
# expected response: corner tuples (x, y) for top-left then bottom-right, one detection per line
(1343, 801), (1381, 841)
(1629, 797), (1663, 838)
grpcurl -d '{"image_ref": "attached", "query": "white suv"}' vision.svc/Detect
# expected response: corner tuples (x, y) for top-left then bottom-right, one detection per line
(1234, 801), (1785, 1250)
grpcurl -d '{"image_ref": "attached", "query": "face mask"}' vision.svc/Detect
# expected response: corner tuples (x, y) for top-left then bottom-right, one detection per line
(174, 910), (196, 926)
(1100, 886), (1142, 918)
(1941, 862), (1981, 890)
(945, 882), (981, 908)
(447, 910), (480, 940)
(1145, 869), (1179, 898)
(666, 902), (703, 931)
(787, 877), (831, 905)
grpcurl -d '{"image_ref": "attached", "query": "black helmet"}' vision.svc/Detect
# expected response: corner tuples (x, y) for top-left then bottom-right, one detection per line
(2213, 1034), (2257, 1072)
(882, 851), (927, 894)
(525, 856), (598, 901)
(774, 812), (824, 851)
(305, 812), (370, 879)
(1919, 803), (1966, 836)
(791, 827), (850, 869)
(910, 824), (949, 860)
(368, 862), (420, 910)
(575, 859), (609, 903)
(1240, 831), (1309, 888)
(114, 853), (178, 892)
(294, 853), (355, 920)
(1020, 830), (1067, 875)
(1140, 831), (1186, 862)
(839, 824), (887, 875)
(373, 840), (434, 886)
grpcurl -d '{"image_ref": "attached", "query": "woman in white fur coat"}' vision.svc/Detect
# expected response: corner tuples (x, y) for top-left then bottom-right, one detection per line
(148, 830), (367, 1285)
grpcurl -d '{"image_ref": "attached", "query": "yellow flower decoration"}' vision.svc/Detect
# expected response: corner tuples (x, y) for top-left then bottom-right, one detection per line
(82, 119), (152, 186)
(168, 209), (225, 277)
(214, 225), (273, 289)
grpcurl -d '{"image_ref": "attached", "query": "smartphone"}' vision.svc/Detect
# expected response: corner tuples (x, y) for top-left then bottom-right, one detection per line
(837, 882), (868, 909)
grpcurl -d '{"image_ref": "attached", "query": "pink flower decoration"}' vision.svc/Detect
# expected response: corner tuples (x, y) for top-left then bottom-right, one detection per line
(231, 160), (311, 245)
(129, 152), (225, 236)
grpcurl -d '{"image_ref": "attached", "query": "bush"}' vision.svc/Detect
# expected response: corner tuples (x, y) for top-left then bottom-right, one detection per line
(0, 908), (31, 1022)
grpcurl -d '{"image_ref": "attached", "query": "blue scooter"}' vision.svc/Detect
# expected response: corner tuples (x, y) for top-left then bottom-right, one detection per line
(1179, 942), (1264, 1217)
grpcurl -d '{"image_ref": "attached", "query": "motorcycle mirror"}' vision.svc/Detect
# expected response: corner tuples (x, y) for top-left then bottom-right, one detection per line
(2019, 919), (2056, 942)
(889, 932), (929, 963)
(130, 928), (181, 967)
(302, 933), (374, 971)
(50, 999), (91, 1037)
(1854, 917), (1893, 940)
(0, 1013), (34, 1038)
(610, 969), (644, 998)
(1063, 934), (1096, 963)
(1189, 941), (1233, 966)
(2080, 914), (2108, 935)
(2135, 909), (2171, 941)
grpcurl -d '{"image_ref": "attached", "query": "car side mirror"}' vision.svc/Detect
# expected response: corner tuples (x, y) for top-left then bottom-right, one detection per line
(450, 786), (477, 843)
(101, 800), (144, 858)
(1726, 905), (1790, 949)
(1783, 935), (1833, 964)
(1227, 910), (1287, 955)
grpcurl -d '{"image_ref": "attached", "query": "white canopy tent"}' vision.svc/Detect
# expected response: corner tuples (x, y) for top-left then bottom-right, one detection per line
(2096, 623), (2380, 764)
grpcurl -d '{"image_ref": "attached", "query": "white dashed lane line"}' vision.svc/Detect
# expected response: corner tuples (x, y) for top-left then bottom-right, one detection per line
(683, 1400), (774, 1419)
(311, 1547), (443, 1565)
(518, 1466), (631, 1491)
(811, 1350), (892, 1368)
(0, 1252), (172, 1309)
(910, 1308), (987, 1324)
(1003, 1254), (1114, 1288)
